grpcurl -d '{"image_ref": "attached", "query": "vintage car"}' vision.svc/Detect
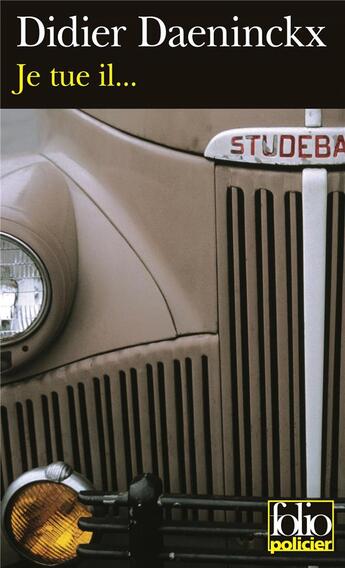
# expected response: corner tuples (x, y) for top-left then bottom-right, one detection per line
(1, 108), (344, 567)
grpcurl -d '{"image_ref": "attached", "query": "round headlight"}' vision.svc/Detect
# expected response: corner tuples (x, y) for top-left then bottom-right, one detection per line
(0, 233), (51, 345)
(2, 463), (93, 566)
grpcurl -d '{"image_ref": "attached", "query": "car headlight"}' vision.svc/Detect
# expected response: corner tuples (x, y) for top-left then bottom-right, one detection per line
(0, 233), (51, 345)
(2, 462), (93, 566)
(1, 161), (78, 373)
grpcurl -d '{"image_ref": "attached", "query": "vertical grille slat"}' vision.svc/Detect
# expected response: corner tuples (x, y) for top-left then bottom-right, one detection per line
(131, 369), (144, 474)
(16, 400), (34, 469)
(27, 400), (39, 468)
(31, 394), (50, 468)
(338, 258), (345, 497)
(119, 370), (133, 484)
(54, 389), (73, 468)
(93, 377), (108, 489)
(255, 189), (278, 497)
(185, 359), (197, 495)
(273, 190), (292, 497)
(97, 376), (113, 490)
(41, 395), (53, 465)
(227, 187), (252, 498)
(323, 180), (345, 498)
(103, 375), (118, 490)
(83, 379), (101, 486)
(201, 355), (213, 496)
(128, 368), (143, 476)
(7, 401), (23, 482)
(255, 190), (275, 495)
(136, 366), (153, 475)
(179, 358), (192, 496)
(150, 363), (165, 483)
(331, 190), (344, 497)
(242, 188), (263, 501)
(323, 191), (339, 495)
(110, 370), (128, 487)
(51, 393), (63, 463)
(66, 387), (81, 472)
(174, 360), (187, 496)
(46, 391), (59, 464)
(156, 361), (171, 492)
(226, 188), (242, 498)
(285, 192), (306, 498)
(191, 356), (207, 495)
(77, 383), (93, 483)
(16, 403), (28, 473)
(146, 365), (159, 477)
(1, 406), (13, 490)
(164, 360), (180, 493)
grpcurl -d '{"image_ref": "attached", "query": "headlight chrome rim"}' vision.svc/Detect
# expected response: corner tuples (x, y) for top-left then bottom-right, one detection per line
(0, 232), (52, 346)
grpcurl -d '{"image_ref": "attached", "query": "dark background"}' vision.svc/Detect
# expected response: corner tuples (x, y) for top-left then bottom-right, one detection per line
(1, 1), (345, 108)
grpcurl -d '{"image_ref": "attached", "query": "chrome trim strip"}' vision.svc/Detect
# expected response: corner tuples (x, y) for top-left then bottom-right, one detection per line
(302, 168), (328, 498)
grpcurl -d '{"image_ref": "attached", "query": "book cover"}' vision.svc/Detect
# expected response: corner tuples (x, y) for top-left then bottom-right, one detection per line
(1, 1), (344, 566)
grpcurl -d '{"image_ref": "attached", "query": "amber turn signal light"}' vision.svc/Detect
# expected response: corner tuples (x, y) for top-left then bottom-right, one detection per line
(2, 462), (93, 565)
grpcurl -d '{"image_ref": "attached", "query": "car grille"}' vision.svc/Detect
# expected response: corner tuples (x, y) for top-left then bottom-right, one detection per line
(1, 169), (344, 507)
(215, 166), (344, 501)
(1, 335), (224, 500)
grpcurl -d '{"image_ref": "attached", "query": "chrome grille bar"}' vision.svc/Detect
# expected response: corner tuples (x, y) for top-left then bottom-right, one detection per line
(302, 168), (328, 498)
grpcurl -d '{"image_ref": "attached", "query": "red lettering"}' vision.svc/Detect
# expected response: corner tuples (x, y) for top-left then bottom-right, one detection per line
(245, 135), (261, 156)
(262, 135), (278, 157)
(334, 135), (345, 157)
(280, 135), (295, 157)
(315, 135), (331, 158)
(298, 135), (312, 159)
(229, 131), (344, 162)
(230, 136), (244, 155)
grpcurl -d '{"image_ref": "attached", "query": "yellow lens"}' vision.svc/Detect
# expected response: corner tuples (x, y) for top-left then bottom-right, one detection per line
(9, 481), (92, 565)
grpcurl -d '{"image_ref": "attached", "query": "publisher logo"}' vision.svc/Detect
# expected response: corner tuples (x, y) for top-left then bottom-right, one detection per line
(268, 500), (334, 555)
